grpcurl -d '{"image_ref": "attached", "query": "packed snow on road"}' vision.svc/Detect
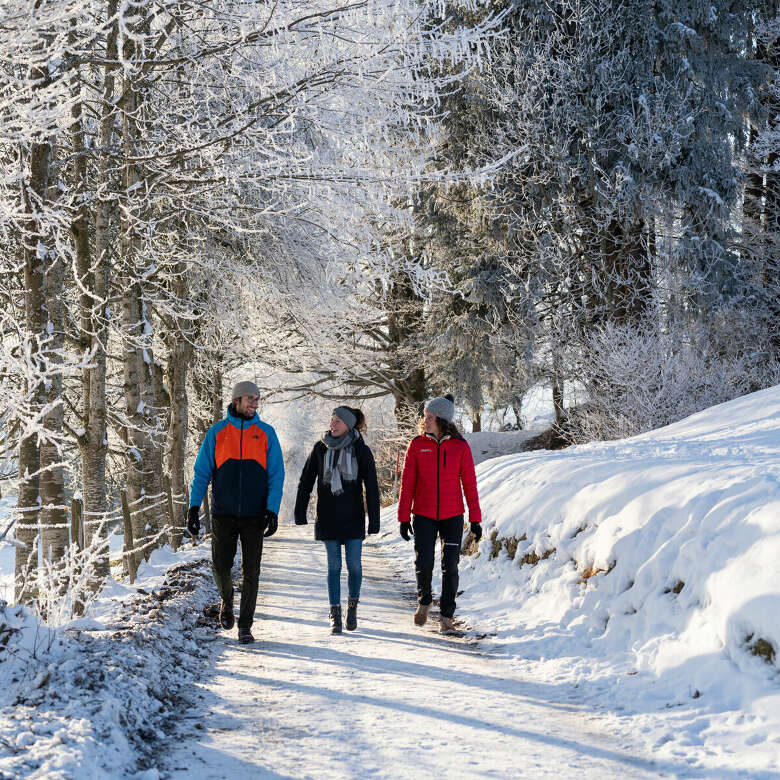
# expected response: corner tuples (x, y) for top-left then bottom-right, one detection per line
(1, 386), (779, 778)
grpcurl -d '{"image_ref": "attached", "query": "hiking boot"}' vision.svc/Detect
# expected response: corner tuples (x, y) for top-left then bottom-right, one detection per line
(238, 627), (254, 644)
(329, 605), (342, 634)
(346, 598), (358, 631)
(439, 615), (456, 634)
(219, 598), (235, 630)
(413, 602), (431, 626)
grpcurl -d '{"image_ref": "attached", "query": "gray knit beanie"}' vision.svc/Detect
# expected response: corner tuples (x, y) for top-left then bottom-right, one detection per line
(332, 406), (357, 430)
(231, 380), (260, 400)
(425, 395), (455, 422)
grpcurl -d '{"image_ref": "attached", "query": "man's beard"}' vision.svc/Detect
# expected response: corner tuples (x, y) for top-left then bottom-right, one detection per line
(230, 402), (255, 420)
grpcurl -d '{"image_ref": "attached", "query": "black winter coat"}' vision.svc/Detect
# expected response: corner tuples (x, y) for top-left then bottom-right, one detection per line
(294, 435), (381, 541)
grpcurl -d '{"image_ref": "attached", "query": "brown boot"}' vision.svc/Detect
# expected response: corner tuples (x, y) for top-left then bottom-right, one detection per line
(439, 614), (456, 634)
(413, 602), (431, 626)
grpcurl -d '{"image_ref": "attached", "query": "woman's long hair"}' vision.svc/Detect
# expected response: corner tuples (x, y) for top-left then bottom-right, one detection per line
(418, 416), (463, 439)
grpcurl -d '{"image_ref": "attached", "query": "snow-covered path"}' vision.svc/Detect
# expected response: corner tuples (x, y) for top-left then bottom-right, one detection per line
(164, 528), (689, 779)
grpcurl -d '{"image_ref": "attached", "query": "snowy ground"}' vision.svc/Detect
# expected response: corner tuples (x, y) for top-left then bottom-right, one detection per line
(0, 543), (219, 779)
(1, 386), (778, 777)
(379, 384), (780, 777)
(163, 529), (672, 780)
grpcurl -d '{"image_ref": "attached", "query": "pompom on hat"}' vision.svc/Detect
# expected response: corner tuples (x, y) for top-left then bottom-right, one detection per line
(425, 395), (455, 423)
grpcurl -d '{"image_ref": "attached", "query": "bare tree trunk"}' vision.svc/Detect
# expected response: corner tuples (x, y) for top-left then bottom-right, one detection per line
(189, 354), (223, 530)
(120, 275), (147, 569)
(39, 167), (67, 566)
(386, 274), (426, 424)
(601, 217), (650, 326)
(471, 412), (482, 432)
(758, 31), (779, 356)
(212, 368), (224, 424)
(74, 0), (119, 584)
(15, 113), (51, 604)
(393, 367), (426, 424)
(15, 437), (40, 605)
(552, 378), (565, 428)
(165, 262), (194, 548)
(118, 25), (152, 570)
(141, 352), (167, 553)
(766, 152), (780, 357)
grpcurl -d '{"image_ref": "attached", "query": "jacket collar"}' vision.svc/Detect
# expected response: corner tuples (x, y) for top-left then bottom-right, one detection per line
(424, 432), (451, 444)
(226, 404), (259, 426)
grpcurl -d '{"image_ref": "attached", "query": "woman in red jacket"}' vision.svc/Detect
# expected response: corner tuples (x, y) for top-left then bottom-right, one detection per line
(397, 394), (482, 632)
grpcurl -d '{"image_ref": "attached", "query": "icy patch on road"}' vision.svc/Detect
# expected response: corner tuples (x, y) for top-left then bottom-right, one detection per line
(0, 542), (217, 778)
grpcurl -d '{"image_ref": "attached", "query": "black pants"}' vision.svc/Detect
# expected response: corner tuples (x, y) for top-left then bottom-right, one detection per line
(413, 514), (464, 619)
(211, 514), (265, 629)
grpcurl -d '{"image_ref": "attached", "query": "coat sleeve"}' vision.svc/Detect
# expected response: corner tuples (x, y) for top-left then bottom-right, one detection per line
(189, 425), (217, 508)
(265, 426), (285, 515)
(361, 445), (381, 533)
(294, 444), (319, 524)
(460, 441), (482, 524)
(397, 439), (417, 524)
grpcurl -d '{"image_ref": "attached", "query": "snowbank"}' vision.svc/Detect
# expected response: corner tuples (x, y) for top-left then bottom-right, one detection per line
(0, 541), (217, 778)
(377, 385), (780, 774)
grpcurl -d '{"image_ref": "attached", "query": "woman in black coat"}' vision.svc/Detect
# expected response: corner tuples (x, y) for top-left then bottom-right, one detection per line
(294, 406), (380, 633)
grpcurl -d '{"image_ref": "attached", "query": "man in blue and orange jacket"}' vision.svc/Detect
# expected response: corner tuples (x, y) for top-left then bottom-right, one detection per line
(187, 380), (284, 644)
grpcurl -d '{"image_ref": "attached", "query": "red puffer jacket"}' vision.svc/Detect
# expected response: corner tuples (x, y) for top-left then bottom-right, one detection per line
(397, 434), (482, 524)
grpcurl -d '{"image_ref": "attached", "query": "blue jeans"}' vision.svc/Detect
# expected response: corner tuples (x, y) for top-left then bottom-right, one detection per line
(323, 539), (363, 606)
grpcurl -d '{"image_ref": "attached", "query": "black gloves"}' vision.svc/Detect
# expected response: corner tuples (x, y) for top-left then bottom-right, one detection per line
(399, 522), (412, 541)
(294, 515), (308, 525)
(470, 521), (482, 542)
(263, 510), (278, 538)
(187, 506), (200, 537)
(368, 519), (380, 535)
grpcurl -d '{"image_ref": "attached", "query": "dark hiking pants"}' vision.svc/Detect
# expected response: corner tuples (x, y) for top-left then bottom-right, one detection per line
(211, 514), (265, 629)
(412, 514), (464, 619)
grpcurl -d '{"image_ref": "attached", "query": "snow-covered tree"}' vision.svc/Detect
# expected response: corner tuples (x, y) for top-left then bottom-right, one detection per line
(2, 0), (506, 606)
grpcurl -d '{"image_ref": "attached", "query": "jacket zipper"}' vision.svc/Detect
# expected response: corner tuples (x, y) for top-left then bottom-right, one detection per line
(436, 439), (440, 521)
(238, 417), (244, 515)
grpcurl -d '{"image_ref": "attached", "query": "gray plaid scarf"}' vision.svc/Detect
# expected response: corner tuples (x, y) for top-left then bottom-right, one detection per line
(322, 429), (359, 495)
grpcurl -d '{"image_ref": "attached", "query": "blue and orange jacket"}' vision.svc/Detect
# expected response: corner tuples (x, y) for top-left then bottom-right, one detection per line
(189, 406), (284, 518)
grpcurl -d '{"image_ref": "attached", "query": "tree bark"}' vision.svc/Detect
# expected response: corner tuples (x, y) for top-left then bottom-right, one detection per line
(166, 264), (194, 549)
(15, 102), (51, 603)
(552, 378), (565, 428)
(39, 168), (68, 566)
(601, 217), (650, 326)
(141, 351), (167, 553)
(386, 275), (426, 424)
(119, 24), (154, 568)
(75, 0), (119, 584)
(759, 31), (779, 355)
